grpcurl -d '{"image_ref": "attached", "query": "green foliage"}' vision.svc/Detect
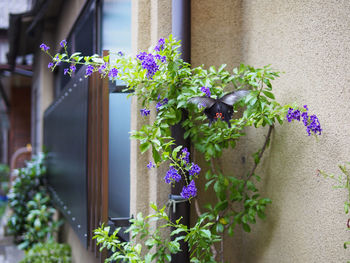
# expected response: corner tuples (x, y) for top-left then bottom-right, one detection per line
(319, 162), (350, 252)
(93, 204), (219, 263)
(0, 163), (10, 195)
(19, 240), (71, 263)
(43, 35), (319, 261)
(7, 153), (62, 250)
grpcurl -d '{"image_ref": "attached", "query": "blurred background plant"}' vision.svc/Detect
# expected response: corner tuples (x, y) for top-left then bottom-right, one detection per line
(7, 153), (64, 250)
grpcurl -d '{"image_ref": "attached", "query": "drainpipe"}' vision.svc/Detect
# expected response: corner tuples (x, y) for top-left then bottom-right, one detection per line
(170, 1), (191, 263)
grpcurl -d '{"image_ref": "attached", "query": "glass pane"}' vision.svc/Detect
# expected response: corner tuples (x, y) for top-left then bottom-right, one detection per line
(102, 0), (131, 86)
(108, 93), (130, 218)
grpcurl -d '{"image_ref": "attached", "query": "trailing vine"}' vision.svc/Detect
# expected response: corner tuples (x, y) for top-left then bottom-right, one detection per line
(41, 35), (321, 262)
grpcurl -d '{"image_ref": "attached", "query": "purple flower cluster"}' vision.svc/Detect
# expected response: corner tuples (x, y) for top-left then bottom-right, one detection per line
(201, 86), (211, 97)
(180, 147), (190, 163)
(154, 38), (165, 52)
(181, 180), (197, 199)
(147, 161), (155, 169)
(39, 43), (50, 52)
(156, 98), (168, 111)
(70, 65), (76, 73)
(136, 52), (159, 79)
(60, 40), (67, 48)
(48, 62), (54, 69)
(85, 65), (94, 76)
(109, 68), (118, 78)
(140, 108), (150, 116)
(164, 167), (181, 184)
(286, 105), (322, 136)
(189, 163), (201, 176)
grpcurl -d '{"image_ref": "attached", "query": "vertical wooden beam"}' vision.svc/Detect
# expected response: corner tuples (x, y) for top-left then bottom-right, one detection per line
(87, 51), (109, 261)
(100, 49), (110, 262)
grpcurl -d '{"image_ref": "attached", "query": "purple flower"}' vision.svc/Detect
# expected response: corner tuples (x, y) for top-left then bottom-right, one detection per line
(60, 40), (67, 48)
(156, 97), (169, 111)
(70, 65), (76, 73)
(164, 167), (181, 184)
(303, 105), (308, 111)
(189, 163), (201, 176)
(286, 108), (300, 122)
(48, 62), (54, 68)
(136, 52), (159, 79)
(155, 54), (166, 63)
(181, 180), (197, 199)
(155, 38), (165, 52)
(201, 87), (211, 97)
(117, 51), (124, 56)
(64, 68), (69, 75)
(180, 148), (190, 163)
(99, 63), (108, 74)
(39, 43), (50, 52)
(85, 65), (94, 76)
(140, 108), (150, 117)
(147, 161), (155, 169)
(109, 68), (118, 78)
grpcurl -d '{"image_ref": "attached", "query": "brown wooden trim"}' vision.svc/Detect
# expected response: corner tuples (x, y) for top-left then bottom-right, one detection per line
(87, 52), (109, 262)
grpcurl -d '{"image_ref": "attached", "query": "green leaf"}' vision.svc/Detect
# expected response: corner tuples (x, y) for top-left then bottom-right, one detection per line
(172, 145), (183, 160)
(242, 223), (251, 233)
(152, 147), (161, 164)
(140, 142), (151, 154)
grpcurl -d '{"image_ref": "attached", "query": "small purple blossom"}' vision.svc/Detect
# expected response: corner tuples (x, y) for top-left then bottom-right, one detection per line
(140, 108), (150, 117)
(60, 39), (67, 48)
(156, 98), (168, 111)
(181, 180), (197, 199)
(117, 51), (124, 56)
(85, 65), (94, 76)
(147, 161), (155, 169)
(109, 68), (118, 78)
(155, 54), (166, 63)
(154, 38), (165, 52)
(189, 163), (201, 176)
(48, 62), (54, 68)
(164, 167), (181, 184)
(70, 65), (76, 73)
(201, 86), (211, 97)
(99, 63), (108, 74)
(39, 43), (50, 52)
(64, 68), (69, 75)
(180, 147), (190, 163)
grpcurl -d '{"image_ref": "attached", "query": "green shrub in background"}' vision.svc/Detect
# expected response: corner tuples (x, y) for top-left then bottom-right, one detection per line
(0, 163), (9, 196)
(19, 240), (71, 263)
(7, 153), (62, 250)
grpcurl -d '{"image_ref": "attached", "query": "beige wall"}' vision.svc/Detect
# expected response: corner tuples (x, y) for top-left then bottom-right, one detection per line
(192, 0), (350, 262)
(130, 0), (172, 219)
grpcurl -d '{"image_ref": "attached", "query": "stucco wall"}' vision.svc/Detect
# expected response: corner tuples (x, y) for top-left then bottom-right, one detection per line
(130, 0), (172, 220)
(192, 0), (350, 262)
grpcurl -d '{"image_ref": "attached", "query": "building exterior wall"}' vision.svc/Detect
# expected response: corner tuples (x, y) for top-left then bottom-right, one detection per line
(130, 0), (172, 221)
(191, 0), (350, 262)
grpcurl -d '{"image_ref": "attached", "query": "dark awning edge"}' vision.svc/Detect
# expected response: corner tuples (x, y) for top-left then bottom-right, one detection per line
(7, 0), (64, 69)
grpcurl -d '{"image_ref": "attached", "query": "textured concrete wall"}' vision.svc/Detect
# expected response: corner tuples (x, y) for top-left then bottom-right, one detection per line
(130, 0), (172, 219)
(192, 0), (350, 262)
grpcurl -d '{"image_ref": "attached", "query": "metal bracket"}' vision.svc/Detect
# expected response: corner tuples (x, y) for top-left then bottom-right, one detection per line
(167, 194), (188, 214)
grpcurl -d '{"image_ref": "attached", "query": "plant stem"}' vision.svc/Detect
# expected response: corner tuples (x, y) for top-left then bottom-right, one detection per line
(244, 124), (274, 186)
